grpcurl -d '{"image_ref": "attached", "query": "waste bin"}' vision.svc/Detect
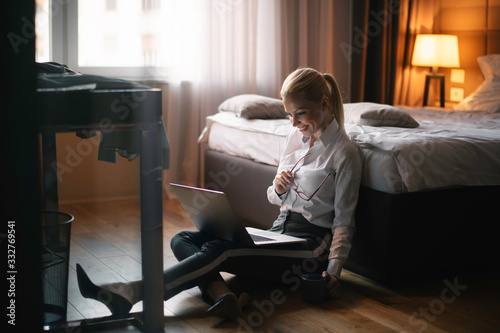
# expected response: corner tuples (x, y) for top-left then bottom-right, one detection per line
(41, 210), (74, 326)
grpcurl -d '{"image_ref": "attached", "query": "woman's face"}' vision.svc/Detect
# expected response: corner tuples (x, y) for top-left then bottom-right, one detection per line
(283, 94), (332, 141)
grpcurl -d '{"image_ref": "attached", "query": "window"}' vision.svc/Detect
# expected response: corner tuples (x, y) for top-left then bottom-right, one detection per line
(142, 0), (161, 11)
(106, 0), (117, 11)
(35, 0), (50, 62)
(36, 0), (204, 80)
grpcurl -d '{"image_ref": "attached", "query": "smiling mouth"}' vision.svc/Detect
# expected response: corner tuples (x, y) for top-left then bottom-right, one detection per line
(298, 125), (308, 132)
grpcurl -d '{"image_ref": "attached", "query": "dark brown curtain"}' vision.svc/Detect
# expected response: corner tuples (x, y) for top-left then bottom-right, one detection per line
(350, 0), (398, 103)
(350, 0), (437, 105)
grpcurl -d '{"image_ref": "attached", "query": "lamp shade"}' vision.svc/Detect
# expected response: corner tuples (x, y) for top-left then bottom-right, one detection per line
(411, 34), (460, 68)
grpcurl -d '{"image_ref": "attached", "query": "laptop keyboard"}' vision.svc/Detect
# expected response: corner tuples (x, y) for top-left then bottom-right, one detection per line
(250, 234), (276, 243)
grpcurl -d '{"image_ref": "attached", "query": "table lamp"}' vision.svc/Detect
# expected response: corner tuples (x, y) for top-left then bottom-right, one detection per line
(411, 34), (460, 107)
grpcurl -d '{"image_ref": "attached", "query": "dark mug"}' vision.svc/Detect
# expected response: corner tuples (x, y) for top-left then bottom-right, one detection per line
(301, 273), (327, 303)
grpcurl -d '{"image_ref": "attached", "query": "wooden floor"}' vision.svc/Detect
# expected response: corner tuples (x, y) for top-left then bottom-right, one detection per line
(59, 197), (500, 333)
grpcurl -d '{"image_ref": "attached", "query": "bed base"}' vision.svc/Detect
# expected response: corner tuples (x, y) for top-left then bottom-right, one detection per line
(204, 149), (500, 284)
(348, 185), (500, 284)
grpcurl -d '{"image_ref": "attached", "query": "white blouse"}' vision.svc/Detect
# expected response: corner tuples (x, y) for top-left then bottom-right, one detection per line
(267, 119), (362, 278)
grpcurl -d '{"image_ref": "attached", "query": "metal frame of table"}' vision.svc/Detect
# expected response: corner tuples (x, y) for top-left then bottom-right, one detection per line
(38, 88), (165, 332)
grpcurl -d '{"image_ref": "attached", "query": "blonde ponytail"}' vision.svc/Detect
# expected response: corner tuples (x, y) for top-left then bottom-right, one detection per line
(322, 73), (344, 132)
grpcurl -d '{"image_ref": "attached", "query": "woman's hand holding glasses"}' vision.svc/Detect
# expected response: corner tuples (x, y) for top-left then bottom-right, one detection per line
(274, 170), (293, 195)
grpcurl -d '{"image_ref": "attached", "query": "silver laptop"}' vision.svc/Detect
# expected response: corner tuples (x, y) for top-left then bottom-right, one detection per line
(170, 183), (306, 246)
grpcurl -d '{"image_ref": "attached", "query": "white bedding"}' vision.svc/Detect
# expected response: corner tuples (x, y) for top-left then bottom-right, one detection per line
(199, 113), (290, 166)
(199, 107), (500, 193)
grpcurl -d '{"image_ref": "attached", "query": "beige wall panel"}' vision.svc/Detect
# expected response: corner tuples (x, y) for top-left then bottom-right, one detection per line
(55, 132), (140, 203)
(440, 6), (486, 31)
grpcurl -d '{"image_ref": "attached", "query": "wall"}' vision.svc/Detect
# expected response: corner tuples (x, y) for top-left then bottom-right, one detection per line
(437, 0), (500, 104)
(55, 132), (140, 203)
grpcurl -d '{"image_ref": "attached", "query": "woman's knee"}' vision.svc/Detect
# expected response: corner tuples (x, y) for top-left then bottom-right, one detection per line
(170, 230), (199, 259)
(170, 230), (218, 261)
(170, 229), (189, 247)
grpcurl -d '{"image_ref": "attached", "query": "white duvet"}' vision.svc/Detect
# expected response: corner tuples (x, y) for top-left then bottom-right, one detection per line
(353, 107), (500, 192)
(200, 107), (500, 193)
(199, 112), (291, 166)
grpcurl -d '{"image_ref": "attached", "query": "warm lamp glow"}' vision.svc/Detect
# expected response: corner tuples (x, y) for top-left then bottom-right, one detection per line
(411, 34), (460, 73)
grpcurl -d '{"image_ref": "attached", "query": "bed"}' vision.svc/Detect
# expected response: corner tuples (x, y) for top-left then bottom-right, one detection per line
(199, 56), (500, 284)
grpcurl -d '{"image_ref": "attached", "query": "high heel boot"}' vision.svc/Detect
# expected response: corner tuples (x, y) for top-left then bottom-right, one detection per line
(206, 292), (250, 320)
(76, 263), (133, 317)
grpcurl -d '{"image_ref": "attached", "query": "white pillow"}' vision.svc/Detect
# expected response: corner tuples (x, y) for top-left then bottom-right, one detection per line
(344, 102), (419, 128)
(454, 55), (500, 113)
(454, 78), (500, 113)
(218, 94), (287, 119)
(478, 54), (500, 81)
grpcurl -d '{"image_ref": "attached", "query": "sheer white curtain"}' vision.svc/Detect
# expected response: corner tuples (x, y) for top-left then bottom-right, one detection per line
(160, 0), (344, 196)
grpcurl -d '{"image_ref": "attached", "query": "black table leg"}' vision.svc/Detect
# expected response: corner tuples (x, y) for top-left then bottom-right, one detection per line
(139, 120), (165, 332)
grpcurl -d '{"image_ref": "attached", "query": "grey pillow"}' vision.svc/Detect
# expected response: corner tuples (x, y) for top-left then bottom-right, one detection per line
(344, 102), (419, 128)
(218, 94), (287, 119)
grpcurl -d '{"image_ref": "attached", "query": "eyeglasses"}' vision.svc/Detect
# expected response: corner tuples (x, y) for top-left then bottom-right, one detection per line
(290, 153), (331, 201)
